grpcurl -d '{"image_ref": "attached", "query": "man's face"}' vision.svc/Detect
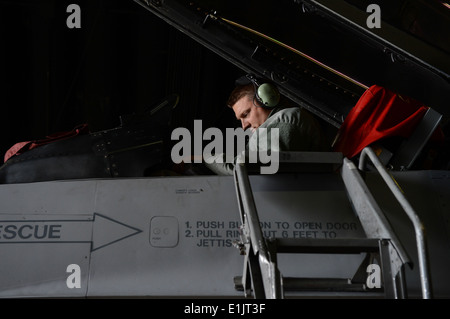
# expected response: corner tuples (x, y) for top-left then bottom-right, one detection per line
(232, 96), (271, 133)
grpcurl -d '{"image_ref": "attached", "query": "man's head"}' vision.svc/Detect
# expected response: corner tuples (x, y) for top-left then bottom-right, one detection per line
(227, 83), (272, 133)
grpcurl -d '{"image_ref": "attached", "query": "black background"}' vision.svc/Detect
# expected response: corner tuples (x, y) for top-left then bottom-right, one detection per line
(1, 0), (449, 163)
(0, 0), (243, 160)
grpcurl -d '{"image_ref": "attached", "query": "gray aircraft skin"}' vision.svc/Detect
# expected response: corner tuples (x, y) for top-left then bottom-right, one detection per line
(1, 163), (449, 298)
(0, 0), (449, 299)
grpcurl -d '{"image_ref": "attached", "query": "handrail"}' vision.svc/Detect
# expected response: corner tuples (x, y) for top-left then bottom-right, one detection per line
(234, 162), (282, 299)
(358, 147), (432, 299)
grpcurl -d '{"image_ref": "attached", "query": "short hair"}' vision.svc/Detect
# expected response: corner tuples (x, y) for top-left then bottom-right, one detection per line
(227, 84), (257, 108)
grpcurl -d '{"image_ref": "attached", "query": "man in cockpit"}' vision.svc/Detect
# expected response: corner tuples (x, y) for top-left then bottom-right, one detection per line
(204, 74), (328, 175)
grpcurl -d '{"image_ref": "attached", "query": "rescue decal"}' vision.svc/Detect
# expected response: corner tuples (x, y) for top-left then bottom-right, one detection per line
(0, 213), (142, 252)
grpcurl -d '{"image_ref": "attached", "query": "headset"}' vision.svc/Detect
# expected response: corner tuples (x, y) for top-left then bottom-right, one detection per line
(235, 74), (280, 109)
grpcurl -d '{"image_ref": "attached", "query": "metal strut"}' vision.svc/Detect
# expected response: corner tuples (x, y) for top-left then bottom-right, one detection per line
(358, 147), (432, 299)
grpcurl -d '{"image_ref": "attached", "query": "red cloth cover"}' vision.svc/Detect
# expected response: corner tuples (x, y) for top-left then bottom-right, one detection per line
(333, 85), (431, 158)
(4, 124), (90, 163)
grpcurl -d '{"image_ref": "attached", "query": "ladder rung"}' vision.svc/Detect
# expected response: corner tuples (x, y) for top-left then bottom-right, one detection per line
(272, 238), (380, 254)
(234, 276), (383, 293)
(283, 277), (372, 292)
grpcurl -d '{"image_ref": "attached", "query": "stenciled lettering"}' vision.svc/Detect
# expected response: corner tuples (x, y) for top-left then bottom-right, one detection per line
(0, 223), (62, 241)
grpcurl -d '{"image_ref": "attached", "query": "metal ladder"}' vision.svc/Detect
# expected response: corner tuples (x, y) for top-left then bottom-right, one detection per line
(232, 149), (432, 299)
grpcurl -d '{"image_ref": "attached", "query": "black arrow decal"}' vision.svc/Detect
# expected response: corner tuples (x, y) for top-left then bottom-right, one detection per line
(0, 213), (142, 252)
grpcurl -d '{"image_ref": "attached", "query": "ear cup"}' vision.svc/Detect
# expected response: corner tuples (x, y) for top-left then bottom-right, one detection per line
(256, 83), (280, 108)
(234, 74), (280, 109)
